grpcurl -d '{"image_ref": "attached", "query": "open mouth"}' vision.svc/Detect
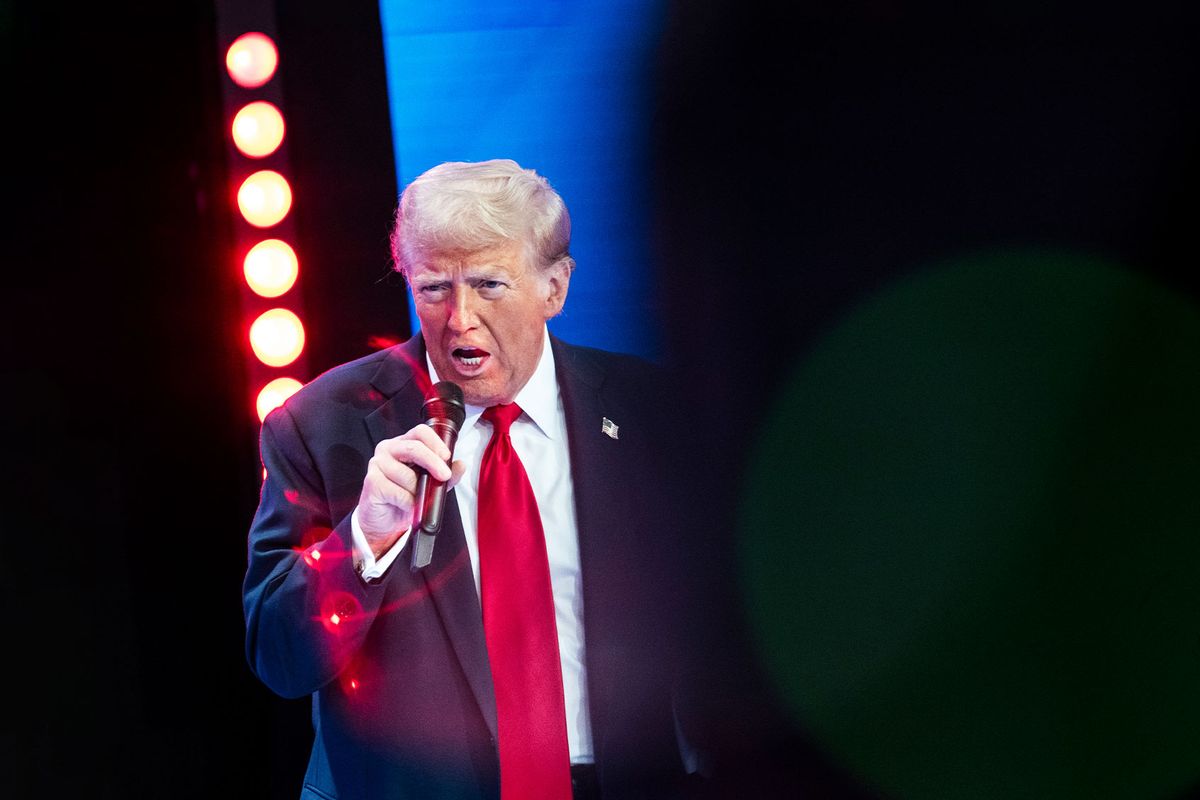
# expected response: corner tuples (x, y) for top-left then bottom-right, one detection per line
(452, 347), (490, 369)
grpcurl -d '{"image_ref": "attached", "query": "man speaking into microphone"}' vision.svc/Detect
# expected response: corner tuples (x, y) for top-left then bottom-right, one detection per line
(243, 160), (699, 799)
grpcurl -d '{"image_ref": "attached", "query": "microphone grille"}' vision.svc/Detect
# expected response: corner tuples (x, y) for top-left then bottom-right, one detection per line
(423, 381), (466, 428)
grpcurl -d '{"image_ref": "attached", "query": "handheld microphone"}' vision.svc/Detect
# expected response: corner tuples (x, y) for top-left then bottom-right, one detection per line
(410, 381), (465, 570)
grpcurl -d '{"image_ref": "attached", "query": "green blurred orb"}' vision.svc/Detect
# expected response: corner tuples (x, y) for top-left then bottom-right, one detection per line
(741, 250), (1200, 799)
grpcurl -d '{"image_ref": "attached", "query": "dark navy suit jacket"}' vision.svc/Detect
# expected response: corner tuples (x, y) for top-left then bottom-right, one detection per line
(244, 335), (693, 800)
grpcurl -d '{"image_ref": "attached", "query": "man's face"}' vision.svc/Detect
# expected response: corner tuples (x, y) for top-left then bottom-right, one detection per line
(409, 240), (569, 407)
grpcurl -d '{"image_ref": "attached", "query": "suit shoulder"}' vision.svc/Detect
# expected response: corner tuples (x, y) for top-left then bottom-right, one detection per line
(554, 340), (670, 422)
(556, 340), (663, 383)
(270, 345), (410, 425)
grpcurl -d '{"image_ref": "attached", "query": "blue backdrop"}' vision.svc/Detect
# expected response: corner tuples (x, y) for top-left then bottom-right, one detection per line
(378, 0), (665, 359)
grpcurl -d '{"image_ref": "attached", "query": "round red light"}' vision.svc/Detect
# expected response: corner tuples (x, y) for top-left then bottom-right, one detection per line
(232, 101), (286, 158)
(250, 308), (305, 367)
(244, 239), (299, 297)
(256, 377), (303, 422)
(237, 170), (292, 228)
(226, 32), (278, 88)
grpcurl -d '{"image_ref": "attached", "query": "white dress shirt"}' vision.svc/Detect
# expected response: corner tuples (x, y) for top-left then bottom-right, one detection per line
(350, 329), (594, 763)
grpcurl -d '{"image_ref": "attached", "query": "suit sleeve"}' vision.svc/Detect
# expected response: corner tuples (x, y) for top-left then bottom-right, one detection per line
(243, 403), (390, 699)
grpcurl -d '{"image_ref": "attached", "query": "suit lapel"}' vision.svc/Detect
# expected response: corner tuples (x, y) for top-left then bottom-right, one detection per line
(419, 494), (498, 742)
(364, 336), (498, 744)
(551, 337), (627, 766)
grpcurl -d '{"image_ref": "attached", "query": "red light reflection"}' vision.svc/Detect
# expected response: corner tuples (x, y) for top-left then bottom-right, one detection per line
(393, 347), (433, 398)
(318, 591), (362, 633)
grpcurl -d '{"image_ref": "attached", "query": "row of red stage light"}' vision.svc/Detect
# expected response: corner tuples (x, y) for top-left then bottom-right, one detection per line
(225, 32), (305, 421)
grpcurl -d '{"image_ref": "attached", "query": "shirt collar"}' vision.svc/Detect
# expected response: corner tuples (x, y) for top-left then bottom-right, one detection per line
(426, 327), (559, 440)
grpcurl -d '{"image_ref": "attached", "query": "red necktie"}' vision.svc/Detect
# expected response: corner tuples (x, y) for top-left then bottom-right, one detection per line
(477, 403), (573, 800)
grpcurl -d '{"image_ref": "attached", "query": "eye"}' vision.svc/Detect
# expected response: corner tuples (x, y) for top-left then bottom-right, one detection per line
(416, 282), (449, 300)
(476, 279), (507, 297)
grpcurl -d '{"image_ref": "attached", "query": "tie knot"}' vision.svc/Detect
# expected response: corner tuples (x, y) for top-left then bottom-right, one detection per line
(483, 402), (523, 435)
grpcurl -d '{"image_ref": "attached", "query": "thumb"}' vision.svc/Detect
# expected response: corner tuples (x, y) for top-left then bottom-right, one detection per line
(446, 459), (467, 491)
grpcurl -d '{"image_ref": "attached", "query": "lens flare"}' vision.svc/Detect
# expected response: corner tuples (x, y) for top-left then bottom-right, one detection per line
(256, 377), (303, 421)
(232, 101), (285, 158)
(244, 239), (298, 297)
(237, 170), (292, 228)
(226, 32), (278, 88)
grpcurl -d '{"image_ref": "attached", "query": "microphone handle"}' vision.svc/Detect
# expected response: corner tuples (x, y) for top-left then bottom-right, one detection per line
(410, 416), (459, 570)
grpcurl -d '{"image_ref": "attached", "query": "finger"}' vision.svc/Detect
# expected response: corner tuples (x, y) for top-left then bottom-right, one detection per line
(358, 466), (415, 535)
(361, 461), (415, 508)
(405, 423), (453, 461)
(446, 459), (467, 491)
(374, 437), (453, 482)
(371, 455), (419, 496)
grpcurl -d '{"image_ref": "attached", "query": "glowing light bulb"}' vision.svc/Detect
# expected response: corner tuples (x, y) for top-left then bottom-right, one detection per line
(237, 170), (292, 228)
(244, 239), (298, 297)
(232, 101), (285, 158)
(250, 308), (305, 367)
(256, 376), (303, 422)
(226, 32), (278, 88)
(330, 613), (341, 626)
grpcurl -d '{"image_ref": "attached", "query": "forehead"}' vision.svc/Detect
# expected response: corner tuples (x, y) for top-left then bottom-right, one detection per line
(412, 240), (530, 277)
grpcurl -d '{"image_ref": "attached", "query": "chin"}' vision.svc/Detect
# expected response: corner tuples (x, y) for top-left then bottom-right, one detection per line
(457, 379), (506, 408)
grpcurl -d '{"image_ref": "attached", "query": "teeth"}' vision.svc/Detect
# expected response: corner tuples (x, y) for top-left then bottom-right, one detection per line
(454, 349), (485, 367)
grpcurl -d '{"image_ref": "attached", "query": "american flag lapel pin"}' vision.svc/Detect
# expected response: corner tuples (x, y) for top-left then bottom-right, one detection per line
(601, 417), (619, 439)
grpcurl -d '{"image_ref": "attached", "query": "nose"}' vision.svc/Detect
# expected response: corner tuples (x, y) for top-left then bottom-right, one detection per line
(446, 285), (478, 334)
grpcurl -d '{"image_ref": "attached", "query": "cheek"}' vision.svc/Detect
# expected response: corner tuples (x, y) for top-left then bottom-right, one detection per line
(415, 305), (446, 329)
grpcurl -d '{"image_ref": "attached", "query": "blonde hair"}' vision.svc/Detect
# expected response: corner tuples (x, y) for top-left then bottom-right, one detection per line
(391, 159), (575, 277)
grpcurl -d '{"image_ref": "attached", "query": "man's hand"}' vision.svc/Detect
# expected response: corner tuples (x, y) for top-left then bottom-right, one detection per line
(357, 424), (466, 558)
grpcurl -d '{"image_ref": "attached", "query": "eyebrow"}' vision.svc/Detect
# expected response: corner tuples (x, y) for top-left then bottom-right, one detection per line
(419, 266), (510, 282)
(464, 265), (510, 279)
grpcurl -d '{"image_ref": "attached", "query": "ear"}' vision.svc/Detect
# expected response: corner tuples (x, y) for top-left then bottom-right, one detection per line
(541, 261), (571, 319)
